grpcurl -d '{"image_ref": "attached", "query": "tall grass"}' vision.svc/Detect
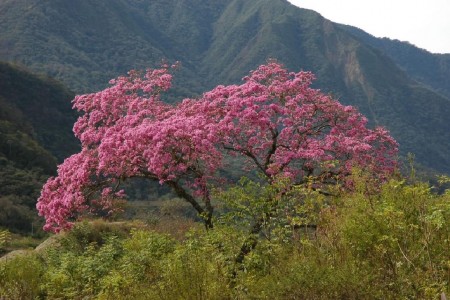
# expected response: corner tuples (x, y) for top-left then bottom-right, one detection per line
(1, 177), (449, 299)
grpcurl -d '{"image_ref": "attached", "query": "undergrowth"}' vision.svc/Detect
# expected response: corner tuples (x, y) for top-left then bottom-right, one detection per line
(1, 177), (449, 299)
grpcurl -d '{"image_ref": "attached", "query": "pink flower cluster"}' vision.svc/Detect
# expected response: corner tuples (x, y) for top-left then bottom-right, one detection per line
(37, 62), (398, 232)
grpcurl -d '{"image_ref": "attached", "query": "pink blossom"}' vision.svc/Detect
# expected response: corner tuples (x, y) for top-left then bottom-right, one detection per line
(37, 62), (398, 232)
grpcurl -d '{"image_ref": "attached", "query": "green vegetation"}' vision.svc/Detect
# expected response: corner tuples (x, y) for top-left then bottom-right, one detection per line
(342, 24), (450, 98)
(0, 230), (11, 251)
(0, 132), (51, 235)
(1, 175), (449, 299)
(0, 62), (78, 235)
(0, 1), (448, 295)
(0, 62), (78, 161)
(0, 0), (449, 175)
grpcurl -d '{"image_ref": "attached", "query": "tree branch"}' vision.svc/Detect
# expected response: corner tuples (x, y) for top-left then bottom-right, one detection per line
(166, 180), (213, 229)
(263, 128), (278, 170)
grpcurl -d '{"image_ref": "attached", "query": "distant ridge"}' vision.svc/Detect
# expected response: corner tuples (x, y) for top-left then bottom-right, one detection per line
(341, 24), (450, 99)
(0, 0), (448, 174)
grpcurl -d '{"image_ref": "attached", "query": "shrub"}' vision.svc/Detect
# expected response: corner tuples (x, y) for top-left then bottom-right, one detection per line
(0, 254), (44, 299)
(0, 229), (11, 251)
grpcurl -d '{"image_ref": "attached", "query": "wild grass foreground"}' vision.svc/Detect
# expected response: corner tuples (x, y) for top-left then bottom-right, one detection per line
(1, 175), (450, 299)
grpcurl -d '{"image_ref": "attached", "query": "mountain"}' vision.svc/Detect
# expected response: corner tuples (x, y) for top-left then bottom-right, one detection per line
(0, 62), (78, 161)
(0, 0), (449, 174)
(340, 25), (450, 99)
(0, 62), (78, 233)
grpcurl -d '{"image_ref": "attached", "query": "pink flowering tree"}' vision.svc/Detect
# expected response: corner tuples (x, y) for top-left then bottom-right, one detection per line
(37, 62), (398, 233)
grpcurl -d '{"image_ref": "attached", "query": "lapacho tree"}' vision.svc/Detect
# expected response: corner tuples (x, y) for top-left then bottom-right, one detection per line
(37, 62), (398, 233)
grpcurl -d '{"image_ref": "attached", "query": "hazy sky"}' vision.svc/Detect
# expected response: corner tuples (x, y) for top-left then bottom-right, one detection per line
(287, 0), (450, 54)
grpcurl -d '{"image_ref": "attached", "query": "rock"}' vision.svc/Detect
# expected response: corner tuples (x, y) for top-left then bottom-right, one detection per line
(0, 249), (31, 262)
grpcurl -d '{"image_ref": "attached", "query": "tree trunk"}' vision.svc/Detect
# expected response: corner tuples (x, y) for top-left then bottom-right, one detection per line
(167, 180), (213, 229)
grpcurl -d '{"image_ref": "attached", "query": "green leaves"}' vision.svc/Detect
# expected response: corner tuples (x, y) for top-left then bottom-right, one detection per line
(0, 229), (11, 251)
(2, 176), (450, 298)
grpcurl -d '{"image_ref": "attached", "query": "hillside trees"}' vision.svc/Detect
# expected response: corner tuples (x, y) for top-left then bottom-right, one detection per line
(37, 62), (398, 234)
(0, 62), (79, 234)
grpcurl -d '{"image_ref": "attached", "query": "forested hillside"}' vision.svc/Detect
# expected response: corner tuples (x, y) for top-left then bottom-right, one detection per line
(0, 62), (78, 233)
(341, 25), (450, 98)
(0, 0), (448, 174)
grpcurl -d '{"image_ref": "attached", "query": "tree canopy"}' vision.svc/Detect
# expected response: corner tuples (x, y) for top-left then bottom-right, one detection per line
(37, 62), (398, 232)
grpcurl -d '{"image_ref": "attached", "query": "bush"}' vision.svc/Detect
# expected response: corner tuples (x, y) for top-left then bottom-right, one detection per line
(336, 179), (450, 298)
(1, 177), (449, 299)
(39, 221), (177, 299)
(155, 228), (238, 300)
(0, 254), (44, 299)
(98, 229), (176, 299)
(0, 229), (11, 251)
